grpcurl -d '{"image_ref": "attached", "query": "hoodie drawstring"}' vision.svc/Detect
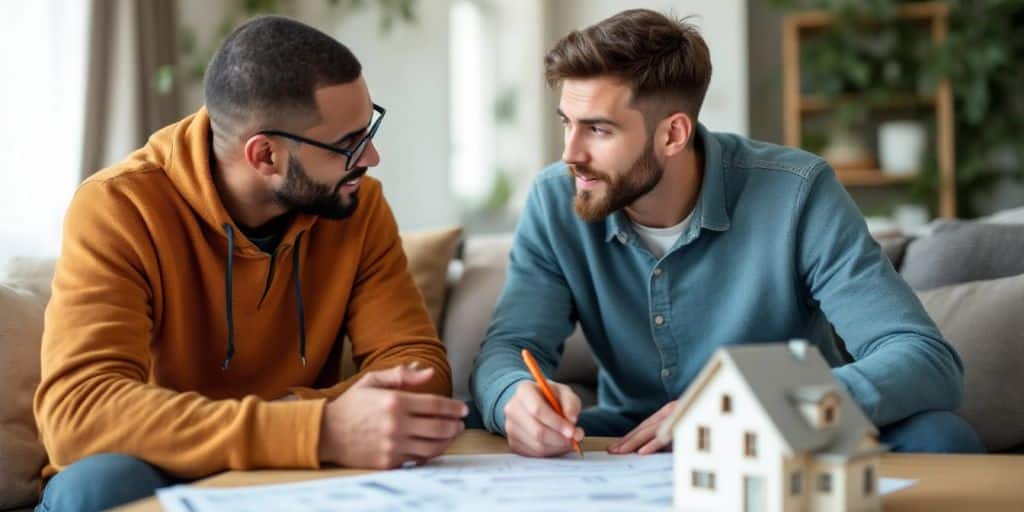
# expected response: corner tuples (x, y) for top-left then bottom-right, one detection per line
(292, 232), (307, 366)
(221, 224), (308, 369)
(222, 223), (236, 370)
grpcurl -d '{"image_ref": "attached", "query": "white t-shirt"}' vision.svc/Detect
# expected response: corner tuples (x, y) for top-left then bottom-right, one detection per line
(631, 210), (695, 259)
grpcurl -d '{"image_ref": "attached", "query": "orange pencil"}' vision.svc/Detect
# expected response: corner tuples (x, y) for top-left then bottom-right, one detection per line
(521, 348), (584, 458)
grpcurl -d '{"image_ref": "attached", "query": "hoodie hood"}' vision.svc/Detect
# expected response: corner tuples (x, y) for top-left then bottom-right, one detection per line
(149, 107), (318, 259)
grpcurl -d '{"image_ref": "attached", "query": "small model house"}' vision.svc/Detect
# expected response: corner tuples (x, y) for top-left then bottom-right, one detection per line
(656, 340), (887, 512)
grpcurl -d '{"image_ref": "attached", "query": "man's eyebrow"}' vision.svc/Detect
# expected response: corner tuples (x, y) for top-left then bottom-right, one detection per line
(556, 108), (622, 128)
(330, 106), (374, 145)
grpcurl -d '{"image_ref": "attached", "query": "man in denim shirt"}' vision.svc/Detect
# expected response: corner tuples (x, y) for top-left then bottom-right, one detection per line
(470, 9), (983, 457)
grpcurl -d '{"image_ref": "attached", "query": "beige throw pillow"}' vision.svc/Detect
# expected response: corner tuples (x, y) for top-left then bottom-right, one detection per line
(340, 226), (463, 379)
(0, 282), (49, 508)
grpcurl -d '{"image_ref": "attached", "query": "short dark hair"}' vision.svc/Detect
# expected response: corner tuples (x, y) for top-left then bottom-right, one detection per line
(544, 9), (712, 123)
(204, 16), (362, 145)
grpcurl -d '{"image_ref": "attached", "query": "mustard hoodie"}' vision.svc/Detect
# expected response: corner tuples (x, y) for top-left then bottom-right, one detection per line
(34, 108), (452, 479)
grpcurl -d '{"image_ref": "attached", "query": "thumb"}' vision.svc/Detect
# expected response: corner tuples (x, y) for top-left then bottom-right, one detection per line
(354, 363), (434, 390)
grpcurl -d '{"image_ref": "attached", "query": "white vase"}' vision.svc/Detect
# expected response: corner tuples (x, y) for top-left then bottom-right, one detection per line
(878, 121), (927, 176)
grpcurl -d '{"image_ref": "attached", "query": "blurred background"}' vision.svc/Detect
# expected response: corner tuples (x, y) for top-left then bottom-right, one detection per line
(2, 0), (1022, 262)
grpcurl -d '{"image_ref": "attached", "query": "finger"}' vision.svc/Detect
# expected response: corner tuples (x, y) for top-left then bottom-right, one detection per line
(609, 416), (658, 452)
(401, 437), (454, 460)
(553, 384), (582, 424)
(520, 385), (576, 438)
(399, 416), (465, 441)
(506, 412), (570, 457)
(356, 365), (434, 390)
(611, 424), (658, 454)
(638, 435), (670, 455)
(399, 393), (470, 419)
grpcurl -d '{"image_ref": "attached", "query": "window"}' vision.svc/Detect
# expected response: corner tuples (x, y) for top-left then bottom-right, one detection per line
(691, 470), (716, 490)
(697, 426), (710, 452)
(722, 394), (732, 413)
(744, 432), (757, 458)
(0, 1), (88, 262)
(790, 471), (803, 495)
(864, 466), (875, 495)
(818, 472), (833, 493)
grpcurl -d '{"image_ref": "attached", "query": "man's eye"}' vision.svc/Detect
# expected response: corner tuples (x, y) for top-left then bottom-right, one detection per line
(591, 126), (609, 135)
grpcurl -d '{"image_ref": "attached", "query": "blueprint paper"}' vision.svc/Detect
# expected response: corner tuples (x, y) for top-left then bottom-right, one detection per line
(157, 451), (915, 511)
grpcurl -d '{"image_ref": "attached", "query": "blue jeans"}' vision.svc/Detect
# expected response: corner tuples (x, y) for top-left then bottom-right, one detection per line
(36, 454), (185, 512)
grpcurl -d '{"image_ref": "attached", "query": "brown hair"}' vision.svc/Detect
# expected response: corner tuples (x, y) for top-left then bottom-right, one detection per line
(544, 9), (712, 122)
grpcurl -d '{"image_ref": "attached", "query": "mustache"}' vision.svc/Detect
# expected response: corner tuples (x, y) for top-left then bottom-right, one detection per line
(568, 164), (609, 182)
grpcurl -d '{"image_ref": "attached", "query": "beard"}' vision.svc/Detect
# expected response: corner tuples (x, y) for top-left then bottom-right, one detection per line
(571, 143), (663, 222)
(274, 155), (364, 220)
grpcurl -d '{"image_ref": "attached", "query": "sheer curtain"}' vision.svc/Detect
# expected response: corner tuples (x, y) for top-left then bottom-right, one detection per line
(0, 0), (178, 264)
(0, 1), (89, 262)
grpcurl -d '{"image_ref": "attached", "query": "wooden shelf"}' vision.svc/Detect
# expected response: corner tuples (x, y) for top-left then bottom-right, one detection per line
(782, 1), (956, 217)
(786, 1), (949, 29)
(835, 168), (918, 187)
(800, 94), (936, 113)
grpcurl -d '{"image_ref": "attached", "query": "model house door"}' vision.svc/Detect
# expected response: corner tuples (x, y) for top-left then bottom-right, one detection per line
(744, 475), (764, 512)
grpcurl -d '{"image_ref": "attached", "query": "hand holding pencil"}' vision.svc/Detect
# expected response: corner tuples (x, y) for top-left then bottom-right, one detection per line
(501, 348), (585, 458)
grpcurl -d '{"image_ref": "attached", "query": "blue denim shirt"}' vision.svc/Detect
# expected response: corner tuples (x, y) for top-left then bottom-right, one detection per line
(470, 125), (963, 436)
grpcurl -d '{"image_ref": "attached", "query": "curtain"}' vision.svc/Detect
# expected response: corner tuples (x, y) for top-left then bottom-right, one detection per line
(81, 0), (179, 180)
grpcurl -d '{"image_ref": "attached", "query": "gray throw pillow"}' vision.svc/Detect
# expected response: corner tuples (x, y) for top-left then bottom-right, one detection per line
(902, 221), (1024, 291)
(917, 272), (1024, 452)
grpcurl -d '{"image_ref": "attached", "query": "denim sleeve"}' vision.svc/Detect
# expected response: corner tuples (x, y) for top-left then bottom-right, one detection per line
(795, 163), (964, 426)
(469, 178), (577, 435)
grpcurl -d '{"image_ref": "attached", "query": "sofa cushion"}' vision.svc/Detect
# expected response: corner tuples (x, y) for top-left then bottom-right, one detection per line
(917, 272), (1024, 452)
(441, 234), (597, 403)
(901, 221), (1024, 291)
(339, 226), (463, 379)
(0, 280), (49, 508)
(398, 226), (463, 330)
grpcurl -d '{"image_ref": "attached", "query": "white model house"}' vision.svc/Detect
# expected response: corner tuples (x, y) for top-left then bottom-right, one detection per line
(656, 340), (887, 512)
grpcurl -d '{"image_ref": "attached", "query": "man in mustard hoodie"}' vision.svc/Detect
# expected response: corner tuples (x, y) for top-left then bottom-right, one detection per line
(33, 16), (467, 511)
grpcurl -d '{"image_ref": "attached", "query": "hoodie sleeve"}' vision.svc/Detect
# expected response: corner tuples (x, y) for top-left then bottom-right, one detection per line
(289, 183), (452, 401)
(34, 180), (325, 479)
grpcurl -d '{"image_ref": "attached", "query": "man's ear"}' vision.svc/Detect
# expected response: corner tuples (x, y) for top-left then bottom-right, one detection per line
(243, 135), (285, 178)
(659, 113), (694, 158)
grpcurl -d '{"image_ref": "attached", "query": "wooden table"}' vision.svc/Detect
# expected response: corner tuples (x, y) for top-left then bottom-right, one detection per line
(116, 430), (1024, 511)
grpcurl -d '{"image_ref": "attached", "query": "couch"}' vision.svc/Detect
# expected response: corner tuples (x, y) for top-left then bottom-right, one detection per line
(2, 215), (1023, 510)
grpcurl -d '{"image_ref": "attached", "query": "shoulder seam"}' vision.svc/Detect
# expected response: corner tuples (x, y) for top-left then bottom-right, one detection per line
(722, 157), (827, 180)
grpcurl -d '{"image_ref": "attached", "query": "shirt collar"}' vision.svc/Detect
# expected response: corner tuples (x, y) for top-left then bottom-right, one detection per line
(604, 123), (731, 244)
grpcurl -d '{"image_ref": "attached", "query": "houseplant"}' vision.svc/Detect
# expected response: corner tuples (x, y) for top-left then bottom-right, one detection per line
(772, 0), (1024, 216)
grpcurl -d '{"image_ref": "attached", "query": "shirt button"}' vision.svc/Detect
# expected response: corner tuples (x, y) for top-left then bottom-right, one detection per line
(654, 314), (665, 326)
(617, 233), (628, 244)
(653, 267), (663, 277)
(662, 369), (672, 378)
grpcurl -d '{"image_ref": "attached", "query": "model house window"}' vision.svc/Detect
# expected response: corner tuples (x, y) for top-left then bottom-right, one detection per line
(864, 466), (875, 495)
(790, 471), (802, 495)
(691, 470), (716, 490)
(697, 426), (710, 451)
(824, 404), (836, 425)
(744, 432), (757, 458)
(722, 394), (731, 413)
(818, 472), (833, 493)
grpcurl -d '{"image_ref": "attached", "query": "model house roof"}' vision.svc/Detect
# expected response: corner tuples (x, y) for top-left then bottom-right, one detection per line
(658, 340), (882, 461)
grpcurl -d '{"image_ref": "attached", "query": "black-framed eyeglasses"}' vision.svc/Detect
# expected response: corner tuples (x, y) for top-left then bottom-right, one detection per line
(258, 103), (386, 171)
